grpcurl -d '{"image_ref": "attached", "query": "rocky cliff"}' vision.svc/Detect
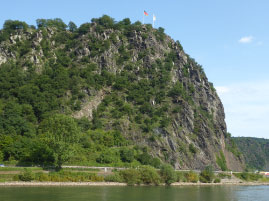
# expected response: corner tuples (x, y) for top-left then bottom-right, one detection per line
(0, 17), (244, 170)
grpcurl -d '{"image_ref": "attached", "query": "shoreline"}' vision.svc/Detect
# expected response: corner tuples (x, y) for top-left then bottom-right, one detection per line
(1, 181), (269, 187)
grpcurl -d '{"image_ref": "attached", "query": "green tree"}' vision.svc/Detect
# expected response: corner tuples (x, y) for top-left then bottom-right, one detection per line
(39, 114), (80, 169)
(200, 166), (215, 183)
(120, 148), (134, 163)
(3, 20), (28, 31)
(0, 151), (3, 162)
(119, 168), (140, 185)
(139, 166), (161, 185)
(160, 164), (177, 185)
(68, 21), (77, 32)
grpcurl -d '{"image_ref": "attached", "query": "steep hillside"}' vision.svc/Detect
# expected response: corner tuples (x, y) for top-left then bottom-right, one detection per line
(0, 16), (244, 170)
(234, 137), (269, 171)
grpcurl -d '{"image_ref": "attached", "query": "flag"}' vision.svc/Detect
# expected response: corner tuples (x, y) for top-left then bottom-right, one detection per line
(144, 10), (149, 16)
(153, 14), (156, 21)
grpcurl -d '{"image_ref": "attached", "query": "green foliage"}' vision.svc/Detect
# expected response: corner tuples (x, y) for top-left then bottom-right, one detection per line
(216, 151), (227, 171)
(233, 137), (268, 170)
(36, 18), (67, 30)
(120, 148), (134, 163)
(39, 114), (80, 169)
(104, 172), (123, 183)
(96, 149), (118, 164)
(214, 178), (221, 183)
(155, 27), (165, 41)
(0, 15), (227, 171)
(199, 166), (215, 183)
(68, 21), (77, 32)
(185, 171), (199, 183)
(34, 171), (104, 182)
(78, 23), (91, 34)
(139, 166), (161, 185)
(217, 173), (231, 179)
(233, 172), (262, 181)
(119, 168), (140, 185)
(0, 151), (3, 162)
(18, 168), (34, 181)
(160, 164), (177, 185)
(92, 15), (115, 29)
(189, 144), (197, 154)
(136, 150), (161, 168)
(3, 20), (28, 31)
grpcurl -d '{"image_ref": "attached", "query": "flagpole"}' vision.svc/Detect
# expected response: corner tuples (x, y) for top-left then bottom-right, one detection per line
(143, 11), (144, 24)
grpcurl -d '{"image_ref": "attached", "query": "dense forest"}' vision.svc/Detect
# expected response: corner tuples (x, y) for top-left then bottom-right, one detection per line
(0, 16), (244, 170)
(233, 137), (269, 171)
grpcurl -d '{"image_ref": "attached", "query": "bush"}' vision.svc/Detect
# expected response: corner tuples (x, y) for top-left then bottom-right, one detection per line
(233, 172), (262, 181)
(18, 169), (34, 181)
(185, 171), (199, 183)
(35, 172), (50, 181)
(120, 148), (134, 163)
(199, 166), (214, 183)
(150, 158), (161, 169)
(119, 169), (140, 185)
(160, 164), (177, 185)
(189, 144), (197, 154)
(96, 150), (117, 164)
(176, 172), (187, 182)
(216, 151), (227, 171)
(139, 166), (161, 185)
(214, 178), (221, 183)
(218, 173), (231, 179)
(104, 173), (123, 183)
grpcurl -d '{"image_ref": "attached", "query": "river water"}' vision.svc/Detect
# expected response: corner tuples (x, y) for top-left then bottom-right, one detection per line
(0, 185), (268, 201)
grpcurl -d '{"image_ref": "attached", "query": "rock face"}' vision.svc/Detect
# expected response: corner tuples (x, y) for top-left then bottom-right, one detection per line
(0, 18), (245, 171)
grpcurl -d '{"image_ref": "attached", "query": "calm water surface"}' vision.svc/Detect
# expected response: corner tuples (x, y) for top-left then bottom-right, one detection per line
(0, 185), (268, 201)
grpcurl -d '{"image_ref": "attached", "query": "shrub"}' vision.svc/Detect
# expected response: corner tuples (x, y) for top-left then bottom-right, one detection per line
(218, 173), (231, 179)
(185, 171), (199, 183)
(104, 173), (123, 183)
(120, 148), (134, 163)
(160, 164), (177, 185)
(216, 151), (227, 171)
(214, 178), (221, 183)
(189, 144), (197, 154)
(35, 172), (50, 181)
(176, 172), (187, 182)
(199, 166), (214, 183)
(96, 150), (117, 164)
(18, 169), (34, 181)
(150, 158), (161, 169)
(139, 166), (161, 185)
(119, 169), (141, 185)
(233, 172), (262, 181)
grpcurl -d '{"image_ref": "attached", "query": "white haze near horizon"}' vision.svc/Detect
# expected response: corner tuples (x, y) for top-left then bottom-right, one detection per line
(216, 81), (269, 139)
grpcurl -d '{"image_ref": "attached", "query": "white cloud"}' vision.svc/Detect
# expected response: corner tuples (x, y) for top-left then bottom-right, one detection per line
(238, 36), (254, 43)
(216, 81), (269, 139)
(215, 86), (230, 95)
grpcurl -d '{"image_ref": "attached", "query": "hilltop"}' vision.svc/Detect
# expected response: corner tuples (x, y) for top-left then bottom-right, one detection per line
(0, 16), (244, 170)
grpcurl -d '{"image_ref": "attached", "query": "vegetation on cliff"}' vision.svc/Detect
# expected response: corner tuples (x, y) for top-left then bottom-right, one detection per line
(0, 16), (244, 170)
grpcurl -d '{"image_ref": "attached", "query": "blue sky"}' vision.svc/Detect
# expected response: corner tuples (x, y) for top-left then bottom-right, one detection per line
(1, 0), (268, 138)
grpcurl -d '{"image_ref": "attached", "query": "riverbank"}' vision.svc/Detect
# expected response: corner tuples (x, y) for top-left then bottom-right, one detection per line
(1, 181), (269, 187)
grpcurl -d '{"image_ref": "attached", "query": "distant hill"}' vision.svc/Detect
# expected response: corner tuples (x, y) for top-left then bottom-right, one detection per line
(0, 16), (244, 170)
(233, 137), (269, 171)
